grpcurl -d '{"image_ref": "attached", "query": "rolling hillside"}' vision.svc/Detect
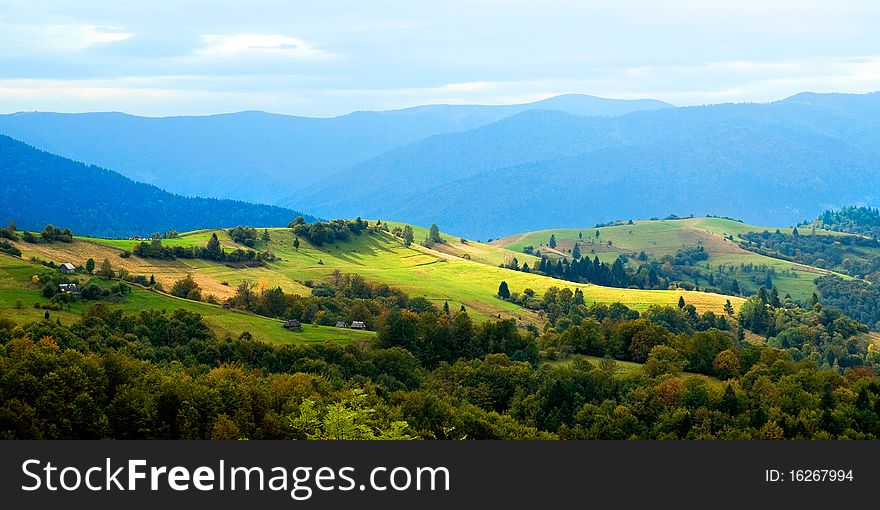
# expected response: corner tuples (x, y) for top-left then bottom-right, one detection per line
(492, 217), (848, 300)
(3, 223), (741, 330)
(0, 254), (375, 346)
(0, 95), (668, 205)
(0, 136), (315, 237)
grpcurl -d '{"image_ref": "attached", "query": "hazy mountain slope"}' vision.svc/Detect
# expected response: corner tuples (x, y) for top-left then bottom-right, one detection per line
(0, 95), (669, 204)
(296, 92), (880, 238)
(0, 135), (315, 237)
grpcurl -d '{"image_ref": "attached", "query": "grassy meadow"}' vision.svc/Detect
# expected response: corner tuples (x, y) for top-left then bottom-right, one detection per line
(492, 217), (848, 300)
(0, 254), (374, 345)
(6, 222), (742, 331)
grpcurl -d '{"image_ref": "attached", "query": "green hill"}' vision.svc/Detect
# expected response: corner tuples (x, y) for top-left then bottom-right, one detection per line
(3, 222), (742, 333)
(492, 217), (849, 300)
(0, 255), (374, 346)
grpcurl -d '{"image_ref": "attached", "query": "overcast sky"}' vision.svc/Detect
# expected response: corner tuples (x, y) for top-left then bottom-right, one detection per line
(1, 0), (878, 117)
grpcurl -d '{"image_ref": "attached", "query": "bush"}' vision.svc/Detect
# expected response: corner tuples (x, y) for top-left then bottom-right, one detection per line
(170, 274), (201, 300)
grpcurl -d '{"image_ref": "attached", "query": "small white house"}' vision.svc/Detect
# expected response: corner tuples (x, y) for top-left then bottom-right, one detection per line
(350, 321), (367, 330)
(58, 263), (76, 274)
(58, 283), (79, 294)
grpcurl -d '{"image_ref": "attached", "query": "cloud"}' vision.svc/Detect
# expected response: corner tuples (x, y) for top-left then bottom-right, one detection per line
(196, 34), (332, 59)
(39, 25), (134, 51)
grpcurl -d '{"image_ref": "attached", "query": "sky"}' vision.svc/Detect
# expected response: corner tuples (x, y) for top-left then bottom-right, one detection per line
(1, 0), (879, 117)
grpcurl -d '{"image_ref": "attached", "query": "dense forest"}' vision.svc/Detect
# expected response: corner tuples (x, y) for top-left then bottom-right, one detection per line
(509, 248), (749, 298)
(805, 206), (880, 238)
(815, 276), (880, 330)
(739, 229), (880, 277)
(0, 135), (317, 238)
(3, 268), (880, 439)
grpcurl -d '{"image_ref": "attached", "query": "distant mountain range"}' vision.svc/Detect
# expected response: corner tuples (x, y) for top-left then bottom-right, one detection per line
(0, 95), (670, 205)
(3, 92), (880, 239)
(0, 136), (314, 238)
(295, 91), (880, 238)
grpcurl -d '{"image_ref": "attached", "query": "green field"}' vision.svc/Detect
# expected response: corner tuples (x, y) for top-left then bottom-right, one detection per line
(8, 222), (742, 329)
(0, 255), (375, 345)
(492, 217), (849, 300)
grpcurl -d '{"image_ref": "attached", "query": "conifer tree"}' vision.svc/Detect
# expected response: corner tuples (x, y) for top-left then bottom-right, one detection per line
(497, 281), (510, 300)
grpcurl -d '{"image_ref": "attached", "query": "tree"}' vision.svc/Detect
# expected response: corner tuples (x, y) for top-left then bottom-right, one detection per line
(8, 219), (15, 234)
(595, 230), (600, 239)
(757, 286), (768, 304)
(98, 258), (114, 279)
(712, 349), (741, 379)
(769, 287), (781, 308)
(644, 345), (686, 377)
(572, 243), (581, 260)
(429, 224), (442, 243)
(293, 237), (300, 251)
(678, 295), (686, 309)
(497, 281), (511, 300)
(443, 301), (450, 315)
(403, 225), (414, 247)
(723, 299), (734, 316)
(261, 229), (270, 242)
(205, 233), (223, 260)
(739, 295), (770, 335)
(549, 234), (557, 248)
(170, 274), (201, 300)
(85, 258), (96, 274)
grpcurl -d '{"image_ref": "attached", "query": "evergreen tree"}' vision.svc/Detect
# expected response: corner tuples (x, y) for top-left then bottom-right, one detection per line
(261, 229), (270, 242)
(549, 234), (557, 248)
(572, 242), (581, 260)
(85, 258), (95, 274)
(293, 237), (300, 251)
(757, 286), (768, 304)
(724, 299), (734, 316)
(206, 233), (223, 260)
(497, 281), (510, 300)
(769, 287), (781, 308)
(443, 301), (450, 315)
(429, 224), (442, 243)
(730, 279), (741, 295)
(403, 225), (414, 247)
(678, 295), (686, 309)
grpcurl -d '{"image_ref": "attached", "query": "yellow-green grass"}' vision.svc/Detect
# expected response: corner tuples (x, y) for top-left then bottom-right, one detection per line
(258, 228), (740, 320)
(492, 217), (848, 300)
(7, 224), (743, 326)
(82, 229), (234, 250)
(0, 254), (374, 346)
(380, 220), (540, 268)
